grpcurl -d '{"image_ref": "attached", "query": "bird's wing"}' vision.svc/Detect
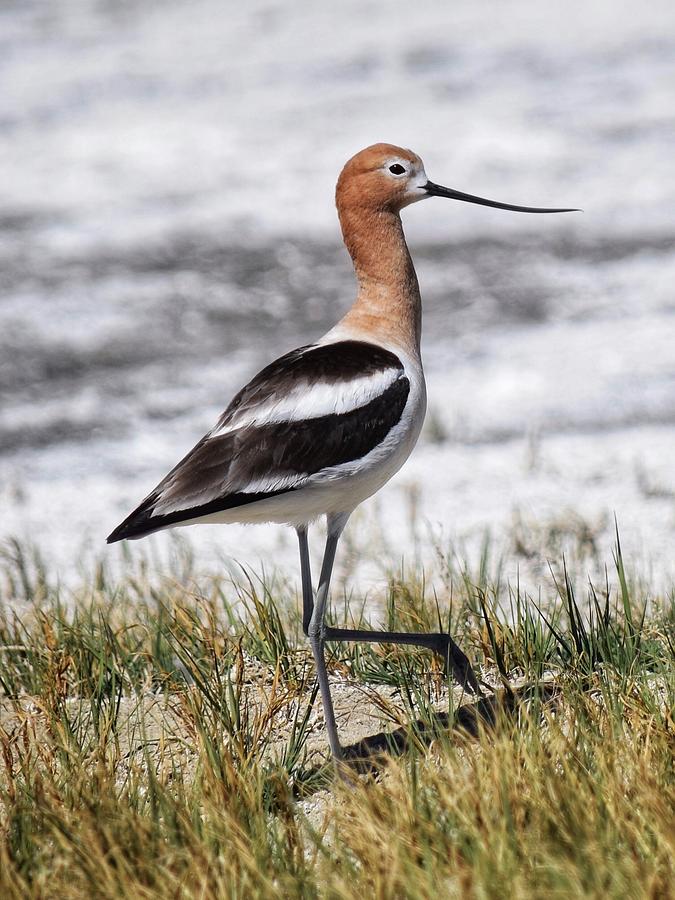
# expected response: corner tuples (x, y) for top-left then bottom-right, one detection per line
(107, 340), (410, 541)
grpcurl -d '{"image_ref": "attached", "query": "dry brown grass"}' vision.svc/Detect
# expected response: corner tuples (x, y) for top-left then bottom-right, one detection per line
(0, 537), (673, 898)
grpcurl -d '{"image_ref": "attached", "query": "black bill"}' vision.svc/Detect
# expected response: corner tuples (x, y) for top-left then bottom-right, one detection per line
(424, 181), (579, 214)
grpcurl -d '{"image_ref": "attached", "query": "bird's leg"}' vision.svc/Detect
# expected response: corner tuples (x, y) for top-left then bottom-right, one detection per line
(324, 626), (482, 696)
(296, 526), (313, 636)
(307, 513), (350, 763)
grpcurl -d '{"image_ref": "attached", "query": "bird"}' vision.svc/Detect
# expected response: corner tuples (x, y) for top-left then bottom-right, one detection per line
(108, 143), (576, 764)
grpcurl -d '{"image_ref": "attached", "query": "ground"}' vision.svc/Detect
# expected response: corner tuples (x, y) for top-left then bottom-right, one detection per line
(0, 537), (673, 898)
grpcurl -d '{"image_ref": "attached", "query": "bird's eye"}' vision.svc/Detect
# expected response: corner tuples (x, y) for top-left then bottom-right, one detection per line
(388, 163), (406, 175)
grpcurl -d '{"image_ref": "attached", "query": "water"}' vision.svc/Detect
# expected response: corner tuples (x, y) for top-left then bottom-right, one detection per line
(1, 0), (675, 591)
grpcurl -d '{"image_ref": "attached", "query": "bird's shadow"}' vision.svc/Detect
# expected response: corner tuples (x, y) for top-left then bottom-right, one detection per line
(293, 681), (561, 797)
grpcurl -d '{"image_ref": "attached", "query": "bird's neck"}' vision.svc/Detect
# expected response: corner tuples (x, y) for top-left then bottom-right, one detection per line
(337, 205), (422, 356)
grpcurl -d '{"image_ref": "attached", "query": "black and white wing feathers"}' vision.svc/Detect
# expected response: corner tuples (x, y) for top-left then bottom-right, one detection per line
(107, 340), (409, 542)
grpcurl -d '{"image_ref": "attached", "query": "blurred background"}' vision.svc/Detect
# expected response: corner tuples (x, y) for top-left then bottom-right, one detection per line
(1, 0), (674, 590)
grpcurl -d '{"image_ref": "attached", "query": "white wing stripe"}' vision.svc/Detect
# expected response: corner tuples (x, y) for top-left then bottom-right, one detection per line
(151, 474), (308, 515)
(211, 368), (400, 436)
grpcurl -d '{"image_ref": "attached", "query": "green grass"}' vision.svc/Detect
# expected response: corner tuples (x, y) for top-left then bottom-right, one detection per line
(0, 535), (673, 898)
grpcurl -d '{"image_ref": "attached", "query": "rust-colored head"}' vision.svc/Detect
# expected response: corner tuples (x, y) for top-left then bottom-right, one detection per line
(336, 142), (579, 219)
(335, 143), (429, 215)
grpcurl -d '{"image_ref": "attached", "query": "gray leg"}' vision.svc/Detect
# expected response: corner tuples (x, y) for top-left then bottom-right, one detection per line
(324, 625), (482, 695)
(296, 526), (313, 636)
(307, 512), (350, 762)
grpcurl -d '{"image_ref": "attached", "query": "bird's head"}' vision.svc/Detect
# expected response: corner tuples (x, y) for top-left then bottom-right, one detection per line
(336, 142), (578, 216)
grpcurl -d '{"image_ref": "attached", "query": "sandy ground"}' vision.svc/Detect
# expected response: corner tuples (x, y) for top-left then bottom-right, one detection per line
(0, 652), (501, 783)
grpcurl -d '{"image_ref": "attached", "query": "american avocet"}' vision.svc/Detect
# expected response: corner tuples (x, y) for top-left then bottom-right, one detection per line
(108, 144), (575, 762)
